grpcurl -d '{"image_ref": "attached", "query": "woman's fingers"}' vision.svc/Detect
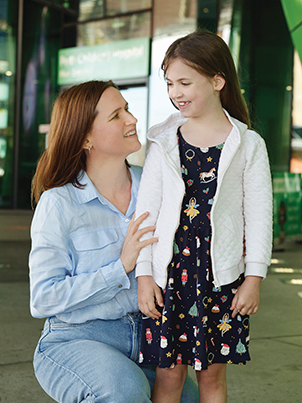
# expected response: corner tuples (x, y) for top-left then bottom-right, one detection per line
(121, 212), (158, 274)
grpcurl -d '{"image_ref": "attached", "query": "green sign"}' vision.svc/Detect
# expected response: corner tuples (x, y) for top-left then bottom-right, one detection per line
(58, 37), (151, 86)
(273, 172), (302, 245)
(281, 0), (302, 65)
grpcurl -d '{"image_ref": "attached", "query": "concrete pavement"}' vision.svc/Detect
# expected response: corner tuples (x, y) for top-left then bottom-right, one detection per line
(0, 209), (301, 402)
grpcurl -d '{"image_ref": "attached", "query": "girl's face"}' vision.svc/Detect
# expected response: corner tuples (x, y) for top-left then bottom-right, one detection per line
(85, 86), (141, 161)
(165, 58), (223, 119)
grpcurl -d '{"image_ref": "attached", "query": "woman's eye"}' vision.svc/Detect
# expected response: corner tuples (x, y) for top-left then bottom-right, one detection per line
(111, 114), (119, 120)
(182, 82), (190, 86)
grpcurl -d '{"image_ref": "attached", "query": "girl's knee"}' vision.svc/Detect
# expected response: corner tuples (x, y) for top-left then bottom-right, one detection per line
(196, 363), (226, 385)
(156, 365), (187, 389)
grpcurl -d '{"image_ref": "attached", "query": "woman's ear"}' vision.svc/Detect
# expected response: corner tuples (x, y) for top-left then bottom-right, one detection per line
(214, 75), (226, 91)
(83, 138), (91, 151)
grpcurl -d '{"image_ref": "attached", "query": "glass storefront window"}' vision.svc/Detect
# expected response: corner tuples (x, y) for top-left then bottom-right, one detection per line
(54, 0), (78, 10)
(153, 0), (197, 37)
(19, 1), (62, 208)
(120, 85), (148, 166)
(149, 1), (197, 128)
(78, 0), (151, 22)
(290, 51), (302, 175)
(77, 11), (151, 45)
(79, 0), (105, 21)
(0, 0), (16, 208)
(106, 0), (152, 16)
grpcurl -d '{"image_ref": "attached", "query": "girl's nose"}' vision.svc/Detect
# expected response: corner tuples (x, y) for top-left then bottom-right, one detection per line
(169, 85), (182, 99)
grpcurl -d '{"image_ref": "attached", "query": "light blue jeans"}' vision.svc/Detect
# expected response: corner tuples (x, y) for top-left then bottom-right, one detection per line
(34, 313), (199, 403)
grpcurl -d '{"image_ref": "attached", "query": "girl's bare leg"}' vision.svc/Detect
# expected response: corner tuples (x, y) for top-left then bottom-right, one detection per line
(196, 363), (227, 403)
(151, 364), (188, 403)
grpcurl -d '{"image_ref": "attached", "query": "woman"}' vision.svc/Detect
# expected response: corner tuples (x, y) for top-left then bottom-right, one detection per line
(29, 80), (198, 403)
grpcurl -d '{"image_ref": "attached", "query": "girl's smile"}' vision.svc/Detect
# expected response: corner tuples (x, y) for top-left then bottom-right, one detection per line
(178, 101), (191, 109)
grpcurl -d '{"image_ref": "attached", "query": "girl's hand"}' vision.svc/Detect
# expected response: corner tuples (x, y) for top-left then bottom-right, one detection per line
(230, 276), (262, 318)
(137, 276), (164, 319)
(120, 212), (158, 274)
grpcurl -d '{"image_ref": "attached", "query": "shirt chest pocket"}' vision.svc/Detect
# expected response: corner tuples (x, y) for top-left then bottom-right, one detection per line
(71, 229), (121, 274)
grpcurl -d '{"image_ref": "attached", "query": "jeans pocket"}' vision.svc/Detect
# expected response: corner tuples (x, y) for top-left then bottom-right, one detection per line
(49, 318), (92, 330)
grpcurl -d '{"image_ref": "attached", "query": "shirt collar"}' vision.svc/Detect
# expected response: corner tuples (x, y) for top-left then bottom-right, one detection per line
(72, 167), (140, 215)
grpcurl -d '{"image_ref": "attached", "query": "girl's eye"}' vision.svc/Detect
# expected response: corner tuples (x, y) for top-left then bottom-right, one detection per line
(182, 82), (190, 86)
(167, 82), (172, 87)
(111, 114), (119, 120)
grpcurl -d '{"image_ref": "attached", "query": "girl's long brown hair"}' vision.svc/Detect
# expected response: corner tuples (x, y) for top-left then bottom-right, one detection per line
(31, 80), (117, 205)
(161, 30), (250, 127)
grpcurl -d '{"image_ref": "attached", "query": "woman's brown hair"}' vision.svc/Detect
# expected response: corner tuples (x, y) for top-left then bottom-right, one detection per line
(161, 30), (250, 127)
(31, 80), (117, 205)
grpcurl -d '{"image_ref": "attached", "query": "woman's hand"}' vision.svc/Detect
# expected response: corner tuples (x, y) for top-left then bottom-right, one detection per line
(137, 276), (164, 319)
(230, 276), (262, 318)
(120, 212), (158, 274)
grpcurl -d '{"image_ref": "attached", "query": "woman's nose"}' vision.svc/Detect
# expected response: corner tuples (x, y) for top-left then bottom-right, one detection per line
(125, 113), (137, 126)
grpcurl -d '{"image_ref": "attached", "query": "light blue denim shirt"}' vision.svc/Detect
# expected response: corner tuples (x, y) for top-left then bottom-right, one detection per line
(29, 165), (142, 323)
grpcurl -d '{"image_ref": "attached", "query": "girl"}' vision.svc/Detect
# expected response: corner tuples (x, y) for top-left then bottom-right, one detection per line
(135, 30), (272, 403)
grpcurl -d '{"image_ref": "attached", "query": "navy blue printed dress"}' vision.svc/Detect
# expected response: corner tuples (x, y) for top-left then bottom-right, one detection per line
(139, 128), (250, 371)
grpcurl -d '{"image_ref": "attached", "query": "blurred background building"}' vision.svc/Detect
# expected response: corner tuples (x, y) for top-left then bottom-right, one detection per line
(0, 0), (301, 245)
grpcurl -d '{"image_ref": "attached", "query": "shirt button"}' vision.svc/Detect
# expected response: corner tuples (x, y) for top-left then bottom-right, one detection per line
(118, 285), (123, 288)
(125, 218), (130, 223)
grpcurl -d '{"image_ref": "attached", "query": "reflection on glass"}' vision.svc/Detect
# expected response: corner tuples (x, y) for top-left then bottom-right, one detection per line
(79, 0), (151, 21)
(0, 0), (15, 207)
(153, 0), (197, 37)
(54, 0), (75, 9)
(79, 0), (105, 21)
(290, 51), (302, 175)
(19, 2), (62, 208)
(77, 12), (151, 46)
(107, 0), (152, 16)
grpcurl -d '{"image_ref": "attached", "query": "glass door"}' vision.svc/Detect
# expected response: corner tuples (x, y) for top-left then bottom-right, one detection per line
(120, 84), (148, 166)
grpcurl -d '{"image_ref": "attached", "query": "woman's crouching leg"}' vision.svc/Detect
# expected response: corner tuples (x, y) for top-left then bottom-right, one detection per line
(34, 339), (151, 403)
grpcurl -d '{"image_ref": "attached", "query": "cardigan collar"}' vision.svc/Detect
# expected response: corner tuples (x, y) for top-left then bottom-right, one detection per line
(147, 110), (248, 175)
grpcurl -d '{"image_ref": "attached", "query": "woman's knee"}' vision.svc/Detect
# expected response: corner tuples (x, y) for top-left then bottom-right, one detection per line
(112, 367), (151, 403)
(34, 340), (152, 403)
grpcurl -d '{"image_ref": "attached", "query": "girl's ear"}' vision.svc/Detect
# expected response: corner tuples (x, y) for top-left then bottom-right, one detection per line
(214, 75), (226, 91)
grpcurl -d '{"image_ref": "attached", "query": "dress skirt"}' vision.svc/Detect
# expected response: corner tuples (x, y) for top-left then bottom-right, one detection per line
(139, 128), (250, 371)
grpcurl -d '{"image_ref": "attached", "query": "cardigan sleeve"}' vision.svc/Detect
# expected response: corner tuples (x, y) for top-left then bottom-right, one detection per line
(135, 142), (163, 278)
(243, 134), (273, 278)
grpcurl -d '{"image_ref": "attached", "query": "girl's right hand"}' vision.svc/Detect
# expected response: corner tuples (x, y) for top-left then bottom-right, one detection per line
(137, 276), (164, 319)
(120, 212), (158, 274)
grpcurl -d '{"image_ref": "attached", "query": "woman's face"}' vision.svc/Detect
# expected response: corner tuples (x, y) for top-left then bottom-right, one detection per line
(86, 86), (141, 161)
